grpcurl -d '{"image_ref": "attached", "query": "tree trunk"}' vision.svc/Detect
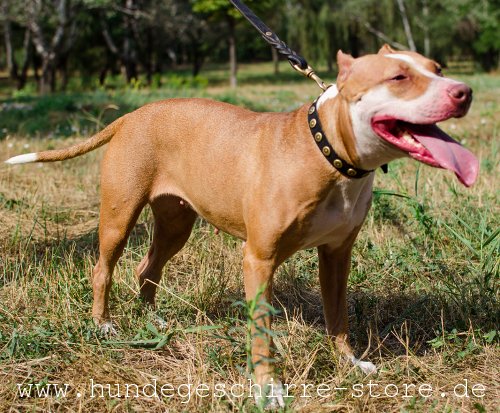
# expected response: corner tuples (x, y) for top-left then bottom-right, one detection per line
(123, 0), (138, 83)
(59, 54), (69, 91)
(33, 55), (41, 83)
(124, 60), (138, 83)
(39, 57), (57, 94)
(101, 11), (138, 84)
(123, 32), (133, 83)
(167, 48), (177, 69)
(348, 22), (360, 57)
(396, 0), (416, 51)
(422, 0), (430, 56)
(192, 45), (204, 77)
(327, 48), (334, 73)
(2, 0), (19, 83)
(272, 47), (279, 75)
(99, 65), (108, 86)
(228, 17), (237, 88)
(28, 0), (72, 93)
(145, 27), (153, 85)
(50, 64), (57, 92)
(39, 60), (52, 94)
(17, 29), (32, 90)
(4, 15), (31, 90)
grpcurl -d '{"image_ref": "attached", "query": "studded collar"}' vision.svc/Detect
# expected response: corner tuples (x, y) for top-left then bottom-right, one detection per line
(307, 98), (383, 179)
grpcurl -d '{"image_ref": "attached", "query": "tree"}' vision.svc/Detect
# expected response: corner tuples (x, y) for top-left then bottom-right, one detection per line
(99, 1), (141, 84)
(26, 0), (80, 93)
(192, 0), (240, 87)
(1, 0), (32, 89)
(396, 0), (416, 51)
(191, 0), (278, 87)
(0, 0), (498, 94)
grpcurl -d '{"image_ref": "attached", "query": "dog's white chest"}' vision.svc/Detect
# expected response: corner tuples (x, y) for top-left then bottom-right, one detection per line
(301, 177), (374, 249)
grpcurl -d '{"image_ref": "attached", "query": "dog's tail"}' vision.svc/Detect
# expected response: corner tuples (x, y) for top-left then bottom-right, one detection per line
(5, 116), (125, 165)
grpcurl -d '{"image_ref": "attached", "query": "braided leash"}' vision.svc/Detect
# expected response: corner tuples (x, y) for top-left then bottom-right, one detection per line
(229, 0), (329, 91)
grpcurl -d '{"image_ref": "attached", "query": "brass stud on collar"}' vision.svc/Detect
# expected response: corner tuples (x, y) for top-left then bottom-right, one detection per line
(265, 31), (272, 36)
(314, 132), (322, 142)
(333, 159), (343, 169)
(347, 168), (357, 176)
(309, 119), (317, 128)
(322, 146), (331, 156)
(308, 106), (316, 115)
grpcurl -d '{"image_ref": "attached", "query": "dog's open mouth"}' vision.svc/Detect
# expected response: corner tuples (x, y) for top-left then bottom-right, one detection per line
(371, 117), (479, 187)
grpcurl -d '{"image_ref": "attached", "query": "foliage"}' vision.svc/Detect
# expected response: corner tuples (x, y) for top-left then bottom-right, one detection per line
(0, 0), (498, 94)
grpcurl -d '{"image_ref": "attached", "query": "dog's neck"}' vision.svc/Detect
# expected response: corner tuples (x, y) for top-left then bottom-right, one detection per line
(316, 90), (361, 170)
(315, 87), (404, 172)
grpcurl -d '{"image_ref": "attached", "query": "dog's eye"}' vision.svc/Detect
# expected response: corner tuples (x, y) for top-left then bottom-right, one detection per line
(391, 74), (407, 81)
(436, 66), (443, 76)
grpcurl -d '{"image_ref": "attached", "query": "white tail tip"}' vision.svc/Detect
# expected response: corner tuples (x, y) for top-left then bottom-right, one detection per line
(5, 153), (38, 165)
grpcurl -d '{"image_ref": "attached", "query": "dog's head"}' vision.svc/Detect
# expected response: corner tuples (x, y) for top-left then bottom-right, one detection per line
(336, 44), (478, 187)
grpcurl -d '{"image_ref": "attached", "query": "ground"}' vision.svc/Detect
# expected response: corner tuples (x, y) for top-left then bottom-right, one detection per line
(0, 64), (498, 412)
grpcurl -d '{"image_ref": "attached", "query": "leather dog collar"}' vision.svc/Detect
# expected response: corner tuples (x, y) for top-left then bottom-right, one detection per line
(307, 99), (374, 178)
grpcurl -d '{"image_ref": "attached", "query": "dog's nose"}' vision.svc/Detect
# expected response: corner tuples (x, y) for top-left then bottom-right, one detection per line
(448, 83), (472, 104)
(447, 83), (472, 117)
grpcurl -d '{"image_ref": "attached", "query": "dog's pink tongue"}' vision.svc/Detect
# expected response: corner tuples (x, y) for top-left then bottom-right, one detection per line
(406, 124), (479, 187)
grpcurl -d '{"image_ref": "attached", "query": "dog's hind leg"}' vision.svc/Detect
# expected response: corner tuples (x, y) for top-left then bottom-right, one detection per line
(92, 175), (146, 333)
(136, 196), (197, 306)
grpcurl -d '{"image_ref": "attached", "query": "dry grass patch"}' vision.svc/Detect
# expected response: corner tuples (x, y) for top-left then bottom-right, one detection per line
(0, 73), (498, 412)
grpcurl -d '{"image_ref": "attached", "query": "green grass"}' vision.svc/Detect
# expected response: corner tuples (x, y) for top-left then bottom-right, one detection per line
(0, 65), (498, 412)
(0, 86), (284, 140)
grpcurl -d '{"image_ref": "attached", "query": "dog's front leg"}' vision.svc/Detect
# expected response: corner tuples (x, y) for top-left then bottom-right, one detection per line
(318, 242), (377, 374)
(243, 243), (285, 408)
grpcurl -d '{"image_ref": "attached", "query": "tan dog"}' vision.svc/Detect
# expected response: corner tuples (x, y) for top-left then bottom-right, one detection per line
(6, 45), (478, 406)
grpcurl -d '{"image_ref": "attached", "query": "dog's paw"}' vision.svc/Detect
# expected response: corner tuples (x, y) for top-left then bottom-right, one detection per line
(254, 380), (286, 410)
(99, 321), (118, 337)
(350, 356), (377, 375)
(153, 315), (169, 330)
(357, 360), (377, 375)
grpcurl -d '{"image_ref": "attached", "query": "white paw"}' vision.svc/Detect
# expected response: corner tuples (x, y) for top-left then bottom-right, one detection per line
(254, 380), (286, 410)
(351, 356), (377, 375)
(154, 315), (168, 330)
(99, 321), (117, 336)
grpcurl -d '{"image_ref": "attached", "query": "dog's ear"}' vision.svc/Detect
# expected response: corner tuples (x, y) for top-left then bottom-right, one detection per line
(378, 44), (396, 55)
(336, 50), (354, 85)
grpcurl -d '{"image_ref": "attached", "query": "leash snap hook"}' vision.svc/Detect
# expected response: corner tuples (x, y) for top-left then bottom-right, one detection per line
(291, 63), (329, 91)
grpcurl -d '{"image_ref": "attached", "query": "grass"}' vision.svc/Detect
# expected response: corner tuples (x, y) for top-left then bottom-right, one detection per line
(0, 64), (499, 412)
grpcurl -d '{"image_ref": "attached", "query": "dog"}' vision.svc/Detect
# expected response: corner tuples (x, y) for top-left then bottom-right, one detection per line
(6, 45), (478, 407)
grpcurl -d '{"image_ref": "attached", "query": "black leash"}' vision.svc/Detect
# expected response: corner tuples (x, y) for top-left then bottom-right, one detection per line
(229, 0), (329, 91)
